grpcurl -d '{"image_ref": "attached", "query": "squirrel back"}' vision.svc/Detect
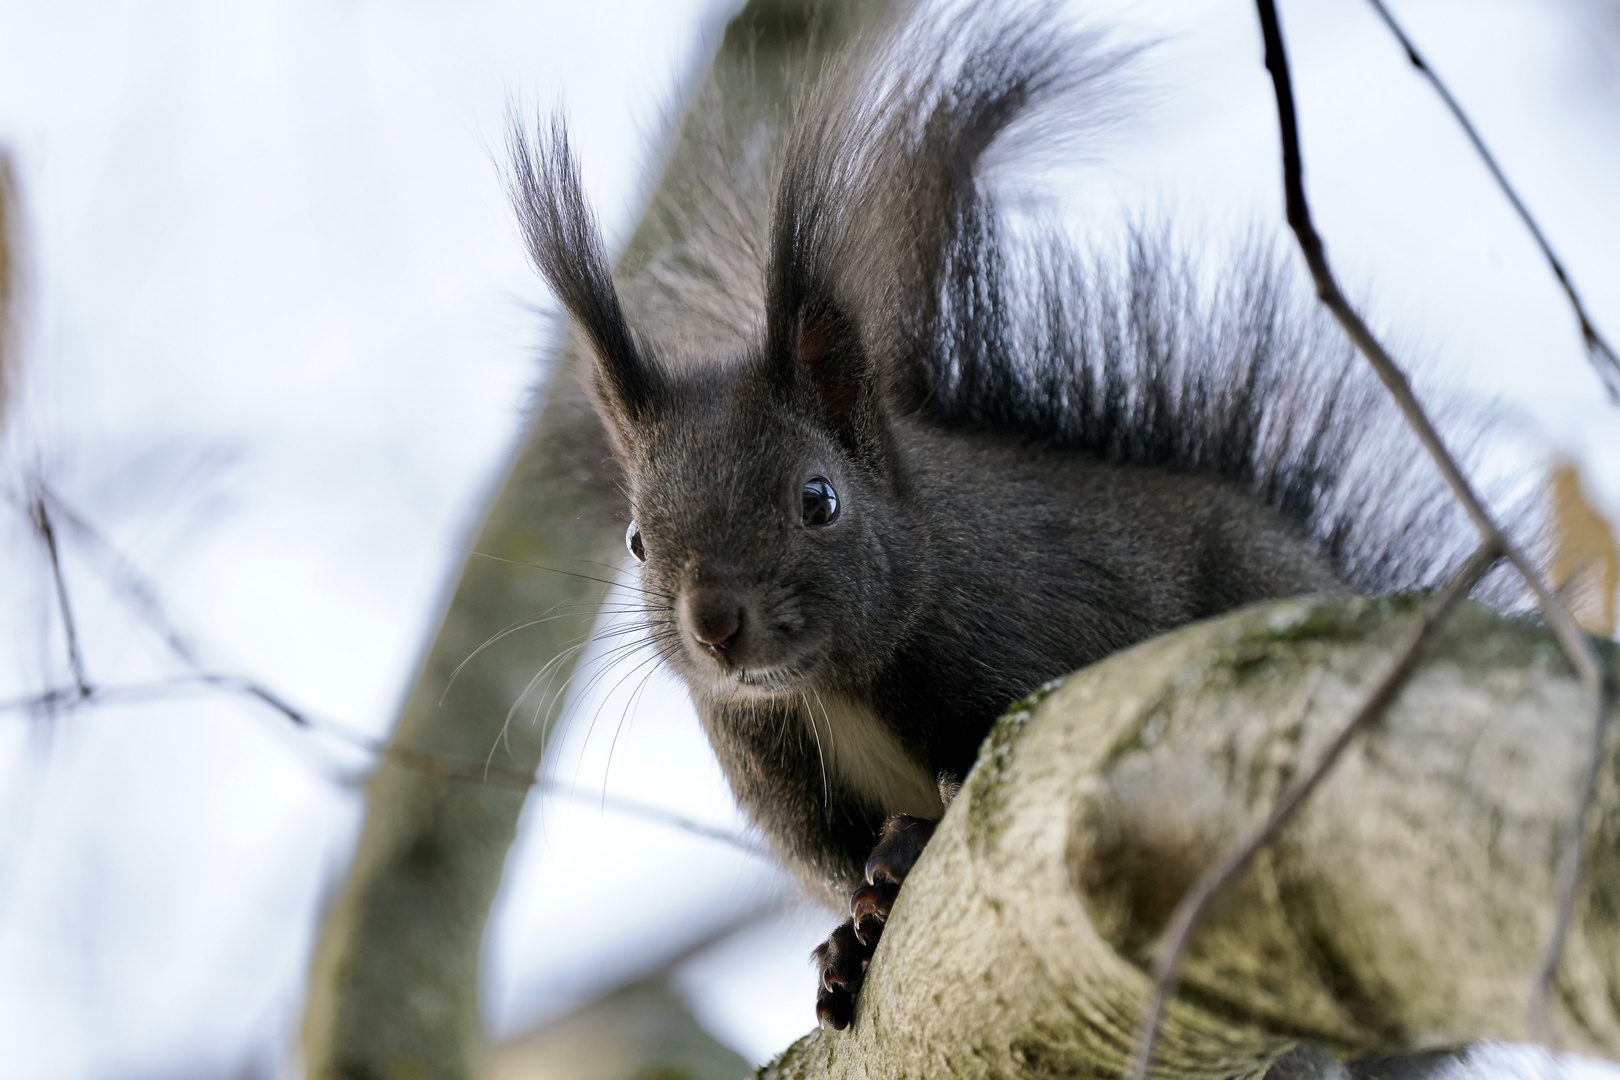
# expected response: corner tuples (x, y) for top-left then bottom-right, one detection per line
(508, 5), (1527, 902)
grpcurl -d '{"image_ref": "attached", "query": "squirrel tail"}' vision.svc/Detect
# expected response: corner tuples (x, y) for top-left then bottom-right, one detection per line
(759, 3), (1547, 603)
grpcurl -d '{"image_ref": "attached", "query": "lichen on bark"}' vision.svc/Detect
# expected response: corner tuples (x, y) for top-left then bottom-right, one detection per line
(759, 595), (1620, 1080)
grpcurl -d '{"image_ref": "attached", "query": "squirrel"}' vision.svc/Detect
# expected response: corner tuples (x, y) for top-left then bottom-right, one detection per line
(509, 2), (1518, 1040)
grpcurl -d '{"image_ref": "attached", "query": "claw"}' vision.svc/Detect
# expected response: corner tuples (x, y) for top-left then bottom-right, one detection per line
(813, 919), (871, 997)
(864, 814), (937, 885)
(850, 881), (898, 946)
(817, 986), (855, 1030)
(849, 881), (896, 921)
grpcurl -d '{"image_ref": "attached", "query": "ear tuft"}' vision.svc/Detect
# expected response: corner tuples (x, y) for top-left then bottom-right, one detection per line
(507, 113), (661, 426)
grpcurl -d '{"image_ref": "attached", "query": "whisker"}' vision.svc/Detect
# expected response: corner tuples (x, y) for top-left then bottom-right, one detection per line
(488, 613), (666, 775)
(444, 603), (640, 703)
(801, 690), (830, 808)
(573, 647), (668, 792)
(503, 638), (595, 728)
(537, 631), (661, 729)
(455, 549), (678, 607)
(485, 640), (595, 776)
(457, 549), (642, 594)
(601, 655), (666, 810)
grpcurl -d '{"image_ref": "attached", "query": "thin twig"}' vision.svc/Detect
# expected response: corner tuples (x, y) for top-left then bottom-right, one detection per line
(1127, 539), (1501, 1080)
(380, 738), (767, 855)
(28, 492), (90, 698)
(0, 673), (255, 714)
(1364, 0), (1620, 402)
(0, 668), (767, 856)
(1530, 673), (1617, 1040)
(40, 488), (205, 667)
(543, 779), (769, 857)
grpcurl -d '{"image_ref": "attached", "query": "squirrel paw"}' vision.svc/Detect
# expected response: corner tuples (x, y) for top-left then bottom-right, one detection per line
(813, 919), (872, 1030)
(864, 813), (936, 885)
(813, 809), (945, 1030)
(853, 813), (936, 946)
(850, 880), (900, 946)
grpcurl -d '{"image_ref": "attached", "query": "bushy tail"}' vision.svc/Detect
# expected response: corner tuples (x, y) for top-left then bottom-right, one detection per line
(761, 1), (1546, 601)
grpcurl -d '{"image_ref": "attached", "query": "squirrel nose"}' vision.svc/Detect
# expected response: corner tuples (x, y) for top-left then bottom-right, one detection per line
(686, 593), (743, 650)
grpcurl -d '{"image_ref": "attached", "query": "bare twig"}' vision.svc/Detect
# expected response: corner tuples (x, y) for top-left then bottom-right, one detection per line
(27, 491), (90, 698)
(1127, 539), (1502, 1080)
(0, 667), (766, 856)
(381, 732), (767, 854)
(1364, 0), (1620, 402)
(1530, 674), (1619, 1039)
(40, 488), (206, 667)
(537, 780), (768, 856)
(0, 151), (17, 434)
(0, 673), (277, 715)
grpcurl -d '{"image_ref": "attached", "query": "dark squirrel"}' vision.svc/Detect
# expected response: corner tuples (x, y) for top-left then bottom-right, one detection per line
(510, 5), (1512, 1036)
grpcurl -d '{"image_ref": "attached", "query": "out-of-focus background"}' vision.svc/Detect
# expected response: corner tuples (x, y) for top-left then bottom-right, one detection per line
(0, 1), (1615, 1078)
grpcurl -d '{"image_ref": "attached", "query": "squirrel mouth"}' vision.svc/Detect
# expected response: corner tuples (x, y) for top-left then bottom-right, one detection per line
(695, 637), (826, 699)
(727, 664), (808, 697)
(735, 668), (786, 689)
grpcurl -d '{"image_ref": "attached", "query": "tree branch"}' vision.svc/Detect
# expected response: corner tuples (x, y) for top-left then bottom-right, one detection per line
(1129, 540), (1502, 1080)
(28, 490), (90, 698)
(0, 150), (18, 437)
(3, 483), (768, 856)
(762, 595), (1620, 1079)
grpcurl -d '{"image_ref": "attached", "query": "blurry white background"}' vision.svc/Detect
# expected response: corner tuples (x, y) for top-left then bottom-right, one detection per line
(0, 1), (1615, 1077)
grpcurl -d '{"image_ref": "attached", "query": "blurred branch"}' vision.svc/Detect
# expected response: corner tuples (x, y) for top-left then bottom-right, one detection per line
(41, 485), (208, 666)
(27, 492), (90, 698)
(1365, 0), (1620, 402)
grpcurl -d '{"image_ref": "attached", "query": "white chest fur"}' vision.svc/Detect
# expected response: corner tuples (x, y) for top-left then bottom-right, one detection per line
(797, 692), (942, 820)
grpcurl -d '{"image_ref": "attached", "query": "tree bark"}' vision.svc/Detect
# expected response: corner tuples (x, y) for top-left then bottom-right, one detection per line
(299, 3), (893, 1078)
(761, 595), (1620, 1080)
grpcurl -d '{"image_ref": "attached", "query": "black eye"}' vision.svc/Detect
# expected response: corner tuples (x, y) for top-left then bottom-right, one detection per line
(626, 519), (646, 563)
(801, 477), (840, 527)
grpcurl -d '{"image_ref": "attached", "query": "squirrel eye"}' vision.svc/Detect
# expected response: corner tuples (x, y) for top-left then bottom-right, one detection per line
(801, 477), (840, 527)
(625, 519), (646, 563)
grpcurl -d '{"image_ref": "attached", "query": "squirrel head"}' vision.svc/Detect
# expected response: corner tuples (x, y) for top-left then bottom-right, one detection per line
(508, 118), (923, 703)
(610, 339), (918, 702)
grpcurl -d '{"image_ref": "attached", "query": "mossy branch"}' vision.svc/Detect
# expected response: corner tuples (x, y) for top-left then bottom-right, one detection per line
(761, 595), (1620, 1080)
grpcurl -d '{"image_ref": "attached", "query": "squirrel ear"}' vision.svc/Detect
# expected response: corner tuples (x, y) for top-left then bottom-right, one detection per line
(766, 163), (881, 448)
(791, 302), (872, 432)
(508, 114), (663, 435)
